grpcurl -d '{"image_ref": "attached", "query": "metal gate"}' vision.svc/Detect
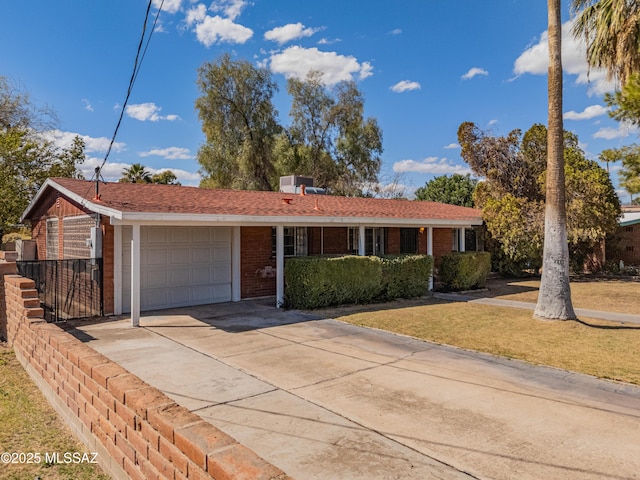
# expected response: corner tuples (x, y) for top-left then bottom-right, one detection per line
(16, 259), (103, 323)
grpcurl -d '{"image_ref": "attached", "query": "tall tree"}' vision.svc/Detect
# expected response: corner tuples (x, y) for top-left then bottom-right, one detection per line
(572, 0), (640, 87)
(459, 122), (619, 275)
(600, 145), (640, 202)
(150, 170), (180, 185)
(0, 77), (84, 238)
(415, 173), (477, 207)
(536, 0), (576, 320)
(195, 54), (281, 191)
(604, 72), (640, 125)
(119, 163), (151, 183)
(276, 71), (383, 196)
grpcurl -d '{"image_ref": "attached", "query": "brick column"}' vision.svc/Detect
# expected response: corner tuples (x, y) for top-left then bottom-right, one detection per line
(0, 261), (18, 341)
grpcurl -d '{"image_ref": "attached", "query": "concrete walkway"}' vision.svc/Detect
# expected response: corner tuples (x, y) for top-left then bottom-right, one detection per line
(70, 301), (640, 480)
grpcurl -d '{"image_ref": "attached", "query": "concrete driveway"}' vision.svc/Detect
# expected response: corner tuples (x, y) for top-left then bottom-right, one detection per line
(70, 300), (640, 480)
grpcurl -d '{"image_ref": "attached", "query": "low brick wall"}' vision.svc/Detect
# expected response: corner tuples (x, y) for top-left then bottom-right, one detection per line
(0, 265), (289, 480)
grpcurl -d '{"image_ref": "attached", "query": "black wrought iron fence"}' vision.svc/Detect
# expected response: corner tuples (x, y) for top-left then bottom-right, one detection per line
(16, 259), (103, 323)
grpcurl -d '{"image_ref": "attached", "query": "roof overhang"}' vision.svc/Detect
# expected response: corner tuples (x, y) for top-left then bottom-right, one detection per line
(108, 213), (481, 228)
(620, 212), (640, 227)
(20, 178), (122, 222)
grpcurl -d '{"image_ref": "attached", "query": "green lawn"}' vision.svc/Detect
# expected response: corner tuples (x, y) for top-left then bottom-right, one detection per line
(0, 345), (110, 480)
(315, 278), (640, 385)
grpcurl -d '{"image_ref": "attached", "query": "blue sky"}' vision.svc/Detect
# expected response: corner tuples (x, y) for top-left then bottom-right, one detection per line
(1, 0), (635, 201)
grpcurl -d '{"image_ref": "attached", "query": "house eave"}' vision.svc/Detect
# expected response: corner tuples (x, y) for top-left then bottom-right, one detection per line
(108, 212), (483, 228)
(20, 178), (124, 222)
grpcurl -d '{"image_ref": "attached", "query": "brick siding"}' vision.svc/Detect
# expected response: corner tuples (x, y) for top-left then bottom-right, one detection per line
(0, 264), (289, 480)
(607, 224), (640, 266)
(432, 228), (454, 266)
(240, 227), (277, 298)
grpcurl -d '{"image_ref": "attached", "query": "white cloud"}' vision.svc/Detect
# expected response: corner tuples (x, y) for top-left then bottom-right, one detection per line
(593, 122), (639, 139)
(139, 147), (193, 160)
(212, 0), (247, 21)
(563, 104), (608, 120)
(513, 20), (617, 96)
(269, 46), (373, 85)
(41, 130), (125, 154)
(185, 4), (207, 25)
(488, 119), (498, 126)
(194, 15), (253, 46)
(389, 28), (402, 35)
(80, 158), (201, 185)
(125, 102), (180, 122)
(81, 99), (93, 112)
(153, 0), (182, 14)
(152, 167), (201, 185)
(393, 157), (472, 175)
(444, 143), (460, 149)
(318, 37), (341, 45)
(264, 23), (321, 45)
(80, 157), (130, 182)
(461, 67), (488, 80)
(390, 80), (421, 93)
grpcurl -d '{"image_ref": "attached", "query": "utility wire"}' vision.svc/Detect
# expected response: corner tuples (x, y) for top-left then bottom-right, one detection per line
(85, 0), (164, 196)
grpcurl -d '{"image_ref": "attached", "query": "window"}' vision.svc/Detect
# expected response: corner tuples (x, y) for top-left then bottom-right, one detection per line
(626, 246), (635, 252)
(400, 228), (418, 254)
(452, 229), (460, 252)
(348, 227), (385, 255)
(626, 226), (634, 233)
(272, 227), (308, 257)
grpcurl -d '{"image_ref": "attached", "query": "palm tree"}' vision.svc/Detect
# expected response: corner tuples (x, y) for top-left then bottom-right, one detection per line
(572, 0), (640, 87)
(534, 0), (577, 320)
(120, 163), (151, 184)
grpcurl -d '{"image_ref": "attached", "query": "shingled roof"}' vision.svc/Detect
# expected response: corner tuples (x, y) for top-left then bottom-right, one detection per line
(23, 178), (483, 227)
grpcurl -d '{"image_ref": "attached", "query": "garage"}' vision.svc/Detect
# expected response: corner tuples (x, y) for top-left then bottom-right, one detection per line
(122, 226), (232, 312)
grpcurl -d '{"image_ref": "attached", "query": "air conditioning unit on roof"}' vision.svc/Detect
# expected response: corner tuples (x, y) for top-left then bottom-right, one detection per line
(279, 176), (325, 194)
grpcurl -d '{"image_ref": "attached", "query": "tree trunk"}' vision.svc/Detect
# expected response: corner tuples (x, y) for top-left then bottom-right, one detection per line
(534, 0), (577, 320)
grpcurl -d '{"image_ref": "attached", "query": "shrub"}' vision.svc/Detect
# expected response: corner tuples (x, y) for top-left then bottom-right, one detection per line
(1, 229), (31, 250)
(439, 251), (491, 291)
(285, 254), (434, 309)
(381, 255), (433, 300)
(285, 256), (383, 309)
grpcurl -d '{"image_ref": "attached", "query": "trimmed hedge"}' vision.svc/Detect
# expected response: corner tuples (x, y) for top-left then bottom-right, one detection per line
(285, 256), (383, 309)
(285, 254), (433, 309)
(439, 251), (491, 291)
(381, 255), (434, 301)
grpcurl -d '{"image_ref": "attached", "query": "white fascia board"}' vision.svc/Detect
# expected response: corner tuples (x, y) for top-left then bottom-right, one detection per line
(109, 212), (482, 228)
(20, 178), (123, 222)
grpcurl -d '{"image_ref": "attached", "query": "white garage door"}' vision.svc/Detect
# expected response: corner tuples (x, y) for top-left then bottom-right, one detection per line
(122, 226), (232, 312)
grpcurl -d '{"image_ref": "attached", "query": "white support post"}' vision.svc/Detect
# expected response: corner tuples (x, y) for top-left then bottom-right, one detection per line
(232, 226), (241, 302)
(131, 223), (141, 327)
(113, 224), (122, 315)
(427, 227), (434, 291)
(459, 227), (466, 252)
(276, 225), (284, 308)
(358, 225), (366, 256)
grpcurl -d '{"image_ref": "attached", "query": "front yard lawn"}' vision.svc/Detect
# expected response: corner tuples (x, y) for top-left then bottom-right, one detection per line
(466, 277), (639, 314)
(315, 277), (640, 386)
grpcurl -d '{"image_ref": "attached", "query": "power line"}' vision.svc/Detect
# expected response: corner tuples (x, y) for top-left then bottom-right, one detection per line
(87, 0), (165, 190)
